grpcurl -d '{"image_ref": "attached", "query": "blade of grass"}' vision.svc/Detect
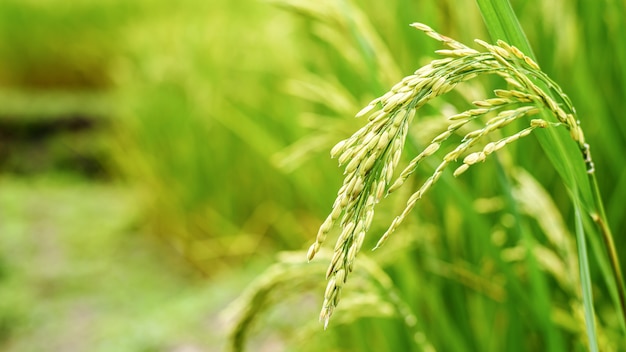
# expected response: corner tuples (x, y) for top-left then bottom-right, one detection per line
(574, 196), (599, 352)
(475, 0), (535, 59)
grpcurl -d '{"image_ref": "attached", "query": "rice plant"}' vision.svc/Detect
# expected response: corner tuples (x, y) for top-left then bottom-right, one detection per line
(308, 21), (606, 327)
(227, 20), (625, 350)
(297, 13), (626, 352)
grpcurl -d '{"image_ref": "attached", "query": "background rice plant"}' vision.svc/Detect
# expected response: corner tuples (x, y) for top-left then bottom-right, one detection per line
(0, 0), (624, 350)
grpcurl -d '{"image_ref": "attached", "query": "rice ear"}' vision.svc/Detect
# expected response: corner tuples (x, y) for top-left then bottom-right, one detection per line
(309, 22), (590, 327)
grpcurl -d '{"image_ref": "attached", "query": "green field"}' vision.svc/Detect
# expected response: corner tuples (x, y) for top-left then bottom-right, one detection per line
(1, 0), (625, 351)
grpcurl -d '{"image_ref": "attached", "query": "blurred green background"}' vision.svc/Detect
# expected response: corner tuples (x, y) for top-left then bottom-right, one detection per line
(0, 0), (624, 351)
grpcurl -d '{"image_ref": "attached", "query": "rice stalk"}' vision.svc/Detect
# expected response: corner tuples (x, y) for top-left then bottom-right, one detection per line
(307, 22), (597, 328)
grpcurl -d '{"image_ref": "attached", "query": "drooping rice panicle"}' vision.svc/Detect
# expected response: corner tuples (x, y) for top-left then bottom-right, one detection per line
(309, 22), (593, 328)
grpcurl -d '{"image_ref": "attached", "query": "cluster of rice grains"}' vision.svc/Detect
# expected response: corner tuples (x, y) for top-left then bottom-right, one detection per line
(307, 23), (593, 328)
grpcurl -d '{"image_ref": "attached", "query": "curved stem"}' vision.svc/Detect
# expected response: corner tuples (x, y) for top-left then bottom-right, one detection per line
(589, 171), (626, 331)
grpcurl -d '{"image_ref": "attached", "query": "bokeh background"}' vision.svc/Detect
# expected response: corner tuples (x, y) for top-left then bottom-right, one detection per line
(1, 0), (624, 351)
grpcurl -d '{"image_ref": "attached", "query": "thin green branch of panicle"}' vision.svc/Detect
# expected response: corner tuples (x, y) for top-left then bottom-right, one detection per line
(307, 22), (593, 328)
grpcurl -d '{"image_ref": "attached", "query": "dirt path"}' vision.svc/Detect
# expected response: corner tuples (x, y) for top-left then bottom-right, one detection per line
(0, 177), (246, 351)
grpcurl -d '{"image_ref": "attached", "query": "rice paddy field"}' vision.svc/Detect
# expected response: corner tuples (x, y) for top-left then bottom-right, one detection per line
(1, 0), (625, 351)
